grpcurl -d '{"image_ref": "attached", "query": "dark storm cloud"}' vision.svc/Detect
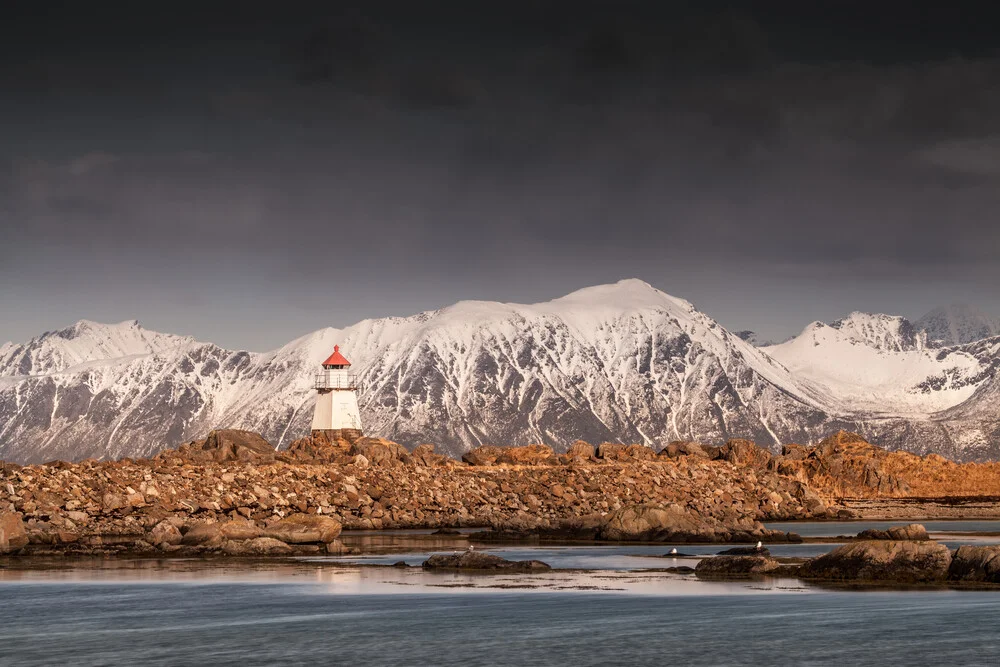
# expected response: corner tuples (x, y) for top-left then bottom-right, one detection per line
(3, 1), (1000, 348)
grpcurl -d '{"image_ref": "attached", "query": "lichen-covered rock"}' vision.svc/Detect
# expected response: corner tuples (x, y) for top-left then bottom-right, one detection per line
(799, 540), (952, 583)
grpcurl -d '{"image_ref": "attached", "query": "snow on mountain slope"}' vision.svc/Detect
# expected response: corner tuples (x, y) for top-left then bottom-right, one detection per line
(0, 280), (845, 463)
(763, 313), (987, 416)
(4, 281), (1000, 464)
(916, 304), (1000, 347)
(0, 320), (189, 377)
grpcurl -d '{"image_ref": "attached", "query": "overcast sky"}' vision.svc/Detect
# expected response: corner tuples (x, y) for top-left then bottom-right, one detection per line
(3, 1), (1000, 350)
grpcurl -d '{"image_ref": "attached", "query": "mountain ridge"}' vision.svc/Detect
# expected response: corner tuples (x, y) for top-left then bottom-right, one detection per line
(3, 280), (1000, 464)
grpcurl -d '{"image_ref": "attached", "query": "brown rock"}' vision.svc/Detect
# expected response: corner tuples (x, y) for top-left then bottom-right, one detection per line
(264, 514), (342, 544)
(948, 546), (1000, 583)
(597, 443), (656, 461)
(201, 429), (276, 463)
(422, 550), (551, 572)
(799, 540), (952, 583)
(695, 555), (781, 577)
(857, 524), (929, 541)
(497, 444), (556, 466)
(565, 440), (596, 459)
(349, 438), (410, 465)
(0, 511), (29, 553)
(150, 520), (183, 546)
(462, 446), (504, 466)
(718, 439), (772, 468)
(222, 537), (293, 556)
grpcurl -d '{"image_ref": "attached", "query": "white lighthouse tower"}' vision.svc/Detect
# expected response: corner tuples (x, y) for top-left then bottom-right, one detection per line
(310, 345), (363, 443)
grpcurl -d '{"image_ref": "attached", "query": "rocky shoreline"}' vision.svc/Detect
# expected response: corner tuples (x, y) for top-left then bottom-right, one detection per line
(5, 429), (1000, 560)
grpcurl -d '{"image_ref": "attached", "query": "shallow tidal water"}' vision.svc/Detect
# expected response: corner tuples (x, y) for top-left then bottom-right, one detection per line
(4, 520), (1000, 666)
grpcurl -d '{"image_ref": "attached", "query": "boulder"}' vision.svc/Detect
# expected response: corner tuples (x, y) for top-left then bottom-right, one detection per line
(422, 550), (551, 572)
(181, 519), (262, 547)
(695, 555), (781, 577)
(0, 511), (28, 553)
(349, 438), (410, 465)
(462, 446), (504, 466)
(264, 514), (342, 544)
(496, 444), (556, 466)
(948, 546), (1000, 583)
(565, 440), (595, 460)
(149, 520), (183, 546)
(717, 439), (772, 468)
(658, 441), (709, 459)
(856, 524), (929, 541)
(798, 540), (952, 583)
(598, 503), (717, 542)
(200, 429), (276, 463)
(410, 444), (450, 467)
(597, 443), (656, 461)
(222, 537), (293, 556)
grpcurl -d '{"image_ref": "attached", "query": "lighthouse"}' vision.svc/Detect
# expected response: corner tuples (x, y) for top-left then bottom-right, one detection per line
(310, 345), (363, 443)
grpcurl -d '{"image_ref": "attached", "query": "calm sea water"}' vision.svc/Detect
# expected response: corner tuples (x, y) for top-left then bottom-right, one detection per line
(2, 581), (1000, 666)
(4, 521), (1000, 667)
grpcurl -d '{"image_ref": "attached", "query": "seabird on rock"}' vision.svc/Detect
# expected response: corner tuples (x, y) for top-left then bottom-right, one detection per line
(756, 541), (763, 549)
(670, 548), (678, 554)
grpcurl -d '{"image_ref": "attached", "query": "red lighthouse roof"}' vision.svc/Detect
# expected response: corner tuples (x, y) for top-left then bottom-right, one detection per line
(321, 345), (352, 368)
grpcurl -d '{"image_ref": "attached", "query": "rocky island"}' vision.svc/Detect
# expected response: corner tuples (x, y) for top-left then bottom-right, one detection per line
(4, 429), (1000, 563)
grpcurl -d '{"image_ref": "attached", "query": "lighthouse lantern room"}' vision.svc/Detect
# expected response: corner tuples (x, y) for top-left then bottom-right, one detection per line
(311, 345), (363, 442)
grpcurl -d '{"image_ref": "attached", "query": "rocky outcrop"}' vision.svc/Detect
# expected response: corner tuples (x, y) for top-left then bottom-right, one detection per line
(717, 439), (772, 469)
(856, 524), (929, 541)
(544, 503), (800, 544)
(948, 546), (1000, 583)
(178, 430), (277, 464)
(598, 443), (657, 461)
(658, 441), (709, 459)
(349, 438), (410, 465)
(222, 537), (293, 556)
(695, 555), (781, 577)
(263, 514), (342, 544)
(496, 444), (557, 466)
(798, 540), (952, 583)
(0, 511), (28, 553)
(422, 550), (551, 572)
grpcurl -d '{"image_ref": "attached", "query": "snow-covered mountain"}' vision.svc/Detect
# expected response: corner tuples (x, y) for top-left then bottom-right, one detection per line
(3, 281), (1000, 464)
(915, 304), (1000, 347)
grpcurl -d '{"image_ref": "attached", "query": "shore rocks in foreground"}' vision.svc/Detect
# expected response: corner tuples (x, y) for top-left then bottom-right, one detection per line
(422, 550), (551, 572)
(798, 540), (952, 583)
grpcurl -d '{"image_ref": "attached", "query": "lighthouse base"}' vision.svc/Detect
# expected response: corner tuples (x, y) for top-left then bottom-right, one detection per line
(311, 428), (364, 445)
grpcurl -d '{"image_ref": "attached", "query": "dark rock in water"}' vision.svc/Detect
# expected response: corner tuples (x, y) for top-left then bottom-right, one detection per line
(662, 551), (699, 558)
(695, 555), (781, 577)
(718, 546), (771, 557)
(392, 561), (411, 568)
(948, 545), (1000, 583)
(798, 540), (952, 583)
(432, 527), (462, 535)
(856, 524), (929, 541)
(422, 551), (551, 572)
(665, 566), (696, 574)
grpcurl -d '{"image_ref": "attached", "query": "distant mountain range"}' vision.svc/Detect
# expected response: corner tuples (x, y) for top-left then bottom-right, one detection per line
(3, 280), (1000, 464)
